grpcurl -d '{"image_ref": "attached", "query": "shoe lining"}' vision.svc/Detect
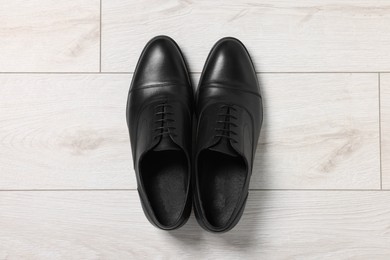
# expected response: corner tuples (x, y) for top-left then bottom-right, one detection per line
(198, 150), (246, 228)
(140, 150), (188, 227)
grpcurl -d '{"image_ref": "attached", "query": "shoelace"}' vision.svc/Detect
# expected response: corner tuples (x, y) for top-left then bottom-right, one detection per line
(153, 101), (176, 139)
(214, 104), (238, 143)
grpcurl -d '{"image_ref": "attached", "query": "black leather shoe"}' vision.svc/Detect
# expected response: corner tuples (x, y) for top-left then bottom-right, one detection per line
(193, 37), (263, 232)
(126, 36), (193, 230)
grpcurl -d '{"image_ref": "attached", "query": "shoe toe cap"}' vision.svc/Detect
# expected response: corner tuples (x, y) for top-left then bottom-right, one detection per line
(200, 37), (259, 94)
(132, 36), (189, 88)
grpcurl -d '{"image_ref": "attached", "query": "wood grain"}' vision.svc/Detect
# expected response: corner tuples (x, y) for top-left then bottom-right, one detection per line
(253, 73), (380, 189)
(101, 0), (390, 73)
(1, 190), (390, 259)
(380, 73), (390, 189)
(0, 0), (100, 72)
(0, 73), (379, 189)
(0, 74), (133, 189)
(0, 1), (388, 258)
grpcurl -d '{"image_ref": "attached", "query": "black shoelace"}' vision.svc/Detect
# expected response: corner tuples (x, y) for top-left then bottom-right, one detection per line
(153, 101), (176, 139)
(214, 104), (238, 143)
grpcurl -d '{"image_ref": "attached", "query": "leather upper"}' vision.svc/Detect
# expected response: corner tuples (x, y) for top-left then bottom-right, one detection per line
(126, 36), (193, 230)
(194, 37), (263, 232)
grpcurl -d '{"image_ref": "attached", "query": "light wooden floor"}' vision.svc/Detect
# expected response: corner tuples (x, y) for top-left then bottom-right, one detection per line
(1, 0), (390, 259)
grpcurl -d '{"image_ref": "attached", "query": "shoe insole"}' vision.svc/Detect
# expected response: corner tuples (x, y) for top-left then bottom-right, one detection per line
(198, 150), (246, 228)
(140, 150), (187, 227)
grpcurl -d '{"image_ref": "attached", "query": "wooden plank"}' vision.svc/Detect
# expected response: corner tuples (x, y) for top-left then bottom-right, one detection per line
(0, 74), (133, 189)
(380, 73), (390, 189)
(1, 190), (390, 259)
(253, 73), (380, 189)
(102, 0), (390, 73)
(0, 0), (100, 72)
(0, 73), (379, 189)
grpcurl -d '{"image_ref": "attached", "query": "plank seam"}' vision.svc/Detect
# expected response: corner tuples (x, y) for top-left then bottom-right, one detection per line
(0, 72), (385, 75)
(0, 189), (386, 192)
(379, 73), (383, 189)
(99, 0), (102, 72)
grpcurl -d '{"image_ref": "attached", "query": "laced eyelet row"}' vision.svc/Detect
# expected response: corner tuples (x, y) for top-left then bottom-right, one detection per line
(153, 101), (176, 139)
(214, 104), (238, 143)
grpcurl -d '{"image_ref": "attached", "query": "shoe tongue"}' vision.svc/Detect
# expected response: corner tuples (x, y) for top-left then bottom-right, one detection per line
(153, 136), (181, 152)
(208, 138), (238, 157)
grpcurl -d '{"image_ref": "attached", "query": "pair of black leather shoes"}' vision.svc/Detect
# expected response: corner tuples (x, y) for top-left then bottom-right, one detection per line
(126, 36), (263, 233)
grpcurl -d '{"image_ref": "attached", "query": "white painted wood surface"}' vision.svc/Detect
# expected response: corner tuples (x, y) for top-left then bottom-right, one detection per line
(0, 74), (133, 189)
(255, 73), (380, 189)
(0, 0), (389, 258)
(102, 0), (390, 73)
(0, 73), (379, 189)
(0, 0), (100, 72)
(1, 191), (390, 259)
(381, 73), (390, 189)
